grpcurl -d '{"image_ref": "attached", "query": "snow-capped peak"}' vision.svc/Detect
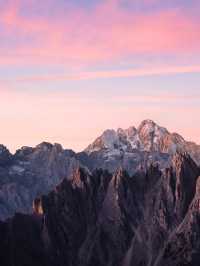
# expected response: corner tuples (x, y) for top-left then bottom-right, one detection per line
(100, 129), (119, 149)
(138, 119), (168, 136)
(137, 120), (169, 151)
(85, 120), (167, 154)
(84, 119), (200, 164)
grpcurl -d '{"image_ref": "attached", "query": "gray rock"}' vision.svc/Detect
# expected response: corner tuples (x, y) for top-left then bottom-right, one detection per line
(0, 152), (199, 266)
(0, 142), (81, 220)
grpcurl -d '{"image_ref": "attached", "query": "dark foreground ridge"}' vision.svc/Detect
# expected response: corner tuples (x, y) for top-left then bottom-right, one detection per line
(0, 152), (200, 266)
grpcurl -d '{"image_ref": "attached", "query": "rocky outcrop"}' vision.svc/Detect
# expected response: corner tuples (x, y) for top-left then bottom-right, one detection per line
(0, 119), (200, 221)
(84, 119), (200, 166)
(0, 120), (200, 266)
(157, 175), (200, 266)
(0, 145), (13, 166)
(77, 148), (170, 176)
(0, 142), (80, 220)
(126, 152), (200, 266)
(0, 152), (199, 266)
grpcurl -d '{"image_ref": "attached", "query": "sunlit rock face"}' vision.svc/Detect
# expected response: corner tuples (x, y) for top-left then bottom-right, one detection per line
(84, 119), (200, 166)
(0, 152), (200, 266)
(33, 197), (43, 215)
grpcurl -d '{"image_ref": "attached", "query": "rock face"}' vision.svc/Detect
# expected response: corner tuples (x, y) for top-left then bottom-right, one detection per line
(78, 145), (170, 177)
(0, 152), (200, 266)
(0, 119), (200, 221)
(84, 119), (200, 166)
(125, 152), (200, 266)
(0, 142), (80, 220)
(157, 175), (200, 266)
(0, 145), (13, 166)
(0, 119), (200, 266)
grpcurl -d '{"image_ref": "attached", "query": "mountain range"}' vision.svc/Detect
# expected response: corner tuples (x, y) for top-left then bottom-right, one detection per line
(0, 119), (200, 266)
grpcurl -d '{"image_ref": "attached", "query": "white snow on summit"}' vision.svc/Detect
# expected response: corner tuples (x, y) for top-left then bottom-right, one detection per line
(85, 119), (189, 156)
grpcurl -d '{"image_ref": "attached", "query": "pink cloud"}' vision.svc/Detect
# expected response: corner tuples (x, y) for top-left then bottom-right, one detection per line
(0, 1), (199, 153)
(0, 1), (200, 66)
(3, 64), (200, 82)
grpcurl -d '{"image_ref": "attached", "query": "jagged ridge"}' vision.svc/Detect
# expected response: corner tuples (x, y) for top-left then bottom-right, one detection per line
(85, 119), (200, 165)
(0, 152), (200, 266)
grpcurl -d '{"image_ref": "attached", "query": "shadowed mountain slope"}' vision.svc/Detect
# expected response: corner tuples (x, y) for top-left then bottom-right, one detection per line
(0, 152), (200, 266)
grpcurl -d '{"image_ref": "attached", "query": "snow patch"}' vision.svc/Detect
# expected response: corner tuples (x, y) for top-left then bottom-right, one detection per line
(10, 165), (25, 174)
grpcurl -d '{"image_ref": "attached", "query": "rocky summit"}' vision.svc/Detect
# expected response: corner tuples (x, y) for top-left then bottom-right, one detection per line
(85, 119), (200, 165)
(0, 142), (80, 220)
(0, 120), (200, 266)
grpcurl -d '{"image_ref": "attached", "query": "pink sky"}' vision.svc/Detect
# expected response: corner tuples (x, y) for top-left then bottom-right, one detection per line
(0, 1), (200, 66)
(1, 88), (199, 153)
(0, 0), (200, 152)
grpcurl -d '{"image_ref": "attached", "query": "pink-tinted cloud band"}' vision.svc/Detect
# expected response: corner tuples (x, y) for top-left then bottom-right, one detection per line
(0, 1), (200, 67)
(2, 65), (200, 83)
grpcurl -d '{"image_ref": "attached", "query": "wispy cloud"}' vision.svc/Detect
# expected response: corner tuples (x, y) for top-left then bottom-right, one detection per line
(0, 1), (200, 151)
(2, 65), (200, 82)
(0, 1), (200, 67)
